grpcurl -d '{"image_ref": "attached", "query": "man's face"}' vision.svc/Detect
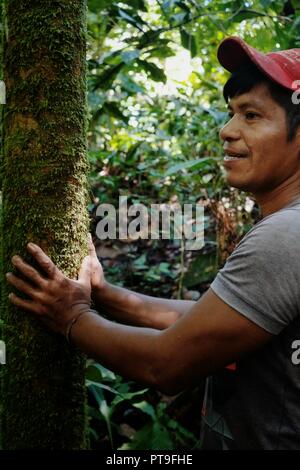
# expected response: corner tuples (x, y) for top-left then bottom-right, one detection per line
(219, 83), (300, 196)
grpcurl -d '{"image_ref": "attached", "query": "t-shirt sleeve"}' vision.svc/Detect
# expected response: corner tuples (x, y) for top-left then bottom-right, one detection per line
(210, 212), (300, 335)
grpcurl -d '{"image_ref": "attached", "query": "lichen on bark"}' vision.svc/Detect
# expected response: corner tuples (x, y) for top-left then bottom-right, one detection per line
(0, 0), (89, 449)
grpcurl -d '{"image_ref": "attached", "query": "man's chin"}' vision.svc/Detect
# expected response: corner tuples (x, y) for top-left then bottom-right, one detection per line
(225, 176), (248, 191)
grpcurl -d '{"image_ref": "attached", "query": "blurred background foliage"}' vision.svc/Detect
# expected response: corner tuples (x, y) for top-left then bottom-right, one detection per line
(86, 0), (299, 450)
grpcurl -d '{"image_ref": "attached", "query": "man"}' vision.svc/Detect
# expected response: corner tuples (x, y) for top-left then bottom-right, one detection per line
(6, 37), (300, 450)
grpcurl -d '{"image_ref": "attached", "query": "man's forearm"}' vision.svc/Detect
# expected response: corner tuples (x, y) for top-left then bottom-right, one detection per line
(71, 309), (165, 389)
(92, 282), (195, 330)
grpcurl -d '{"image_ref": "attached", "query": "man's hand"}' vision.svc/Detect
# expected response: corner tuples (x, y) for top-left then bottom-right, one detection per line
(6, 242), (92, 336)
(88, 236), (106, 292)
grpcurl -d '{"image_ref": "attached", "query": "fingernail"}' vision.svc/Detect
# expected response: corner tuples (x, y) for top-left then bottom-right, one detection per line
(5, 273), (11, 278)
(8, 293), (14, 300)
(27, 243), (36, 250)
(12, 256), (20, 265)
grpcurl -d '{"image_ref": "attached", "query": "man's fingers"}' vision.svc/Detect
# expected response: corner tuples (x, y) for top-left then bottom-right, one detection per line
(27, 243), (57, 278)
(11, 255), (46, 287)
(6, 273), (40, 300)
(88, 236), (97, 257)
(78, 256), (92, 285)
(8, 293), (43, 315)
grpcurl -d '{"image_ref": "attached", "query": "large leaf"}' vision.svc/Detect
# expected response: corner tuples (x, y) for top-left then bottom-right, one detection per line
(180, 29), (197, 57)
(137, 59), (167, 83)
(91, 63), (124, 91)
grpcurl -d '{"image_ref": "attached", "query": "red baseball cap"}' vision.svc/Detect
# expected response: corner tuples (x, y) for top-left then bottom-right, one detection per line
(217, 36), (300, 92)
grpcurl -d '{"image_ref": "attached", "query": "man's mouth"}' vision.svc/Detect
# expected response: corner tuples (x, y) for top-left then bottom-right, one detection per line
(224, 153), (248, 161)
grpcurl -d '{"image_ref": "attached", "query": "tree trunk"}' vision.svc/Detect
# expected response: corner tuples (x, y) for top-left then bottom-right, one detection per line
(1, 0), (89, 449)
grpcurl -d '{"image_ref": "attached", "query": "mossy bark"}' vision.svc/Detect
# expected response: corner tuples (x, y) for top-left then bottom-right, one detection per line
(1, 0), (89, 449)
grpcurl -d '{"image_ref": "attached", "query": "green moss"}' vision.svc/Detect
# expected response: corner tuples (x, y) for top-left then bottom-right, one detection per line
(0, 0), (89, 449)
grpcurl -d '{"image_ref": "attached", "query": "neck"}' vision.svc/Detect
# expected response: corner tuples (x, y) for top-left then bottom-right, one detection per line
(254, 175), (300, 217)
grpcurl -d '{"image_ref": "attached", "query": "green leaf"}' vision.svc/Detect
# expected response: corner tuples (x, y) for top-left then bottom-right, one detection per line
(119, 73), (145, 93)
(88, 0), (112, 12)
(291, 0), (300, 11)
(89, 383), (104, 408)
(184, 251), (217, 288)
(94, 363), (116, 381)
(176, 0), (191, 12)
(133, 253), (147, 268)
(147, 45), (175, 59)
(133, 401), (156, 419)
(180, 29), (197, 57)
(230, 9), (266, 23)
(121, 49), (141, 64)
(137, 30), (163, 48)
(100, 399), (111, 421)
(172, 12), (188, 23)
(165, 158), (215, 176)
(119, 0), (147, 11)
(92, 63), (124, 91)
(126, 141), (143, 158)
(137, 59), (167, 83)
(103, 103), (129, 123)
(117, 7), (147, 30)
(259, 0), (273, 7)
(86, 363), (103, 383)
(86, 380), (121, 395)
(111, 388), (148, 407)
(119, 421), (174, 450)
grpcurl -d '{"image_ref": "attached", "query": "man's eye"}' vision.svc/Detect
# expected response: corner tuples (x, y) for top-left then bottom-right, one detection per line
(245, 111), (259, 120)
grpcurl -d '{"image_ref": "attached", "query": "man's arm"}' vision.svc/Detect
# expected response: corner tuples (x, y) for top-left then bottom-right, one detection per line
(70, 288), (271, 394)
(90, 239), (194, 329)
(92, 283), (195, 330)
(7, 243), (272, 395)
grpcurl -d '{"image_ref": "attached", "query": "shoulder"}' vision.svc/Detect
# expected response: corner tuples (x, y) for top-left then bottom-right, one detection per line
(210, 205), (300, 334)
(234, 206), (300, 257)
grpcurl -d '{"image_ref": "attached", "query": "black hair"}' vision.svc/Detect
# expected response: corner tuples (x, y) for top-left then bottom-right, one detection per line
(223, 62), (300, 141)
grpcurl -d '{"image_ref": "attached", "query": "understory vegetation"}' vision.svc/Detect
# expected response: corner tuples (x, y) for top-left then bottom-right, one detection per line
(84, 0), (299, 449)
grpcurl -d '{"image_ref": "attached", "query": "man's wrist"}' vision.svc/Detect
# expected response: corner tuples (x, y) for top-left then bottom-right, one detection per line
(66, 308), (98, 344)
(92, 280), (111, 303)
(65, 310), (88, 343)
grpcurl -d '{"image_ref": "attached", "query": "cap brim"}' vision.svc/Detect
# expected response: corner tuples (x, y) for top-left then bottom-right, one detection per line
(217, 36), (294, 91)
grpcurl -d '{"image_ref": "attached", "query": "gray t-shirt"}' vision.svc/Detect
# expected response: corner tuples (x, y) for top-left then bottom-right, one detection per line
(200, 198), (300, 450)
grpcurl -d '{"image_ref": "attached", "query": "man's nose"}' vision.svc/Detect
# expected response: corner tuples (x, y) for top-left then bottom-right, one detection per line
(219, 115), (241, 142)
